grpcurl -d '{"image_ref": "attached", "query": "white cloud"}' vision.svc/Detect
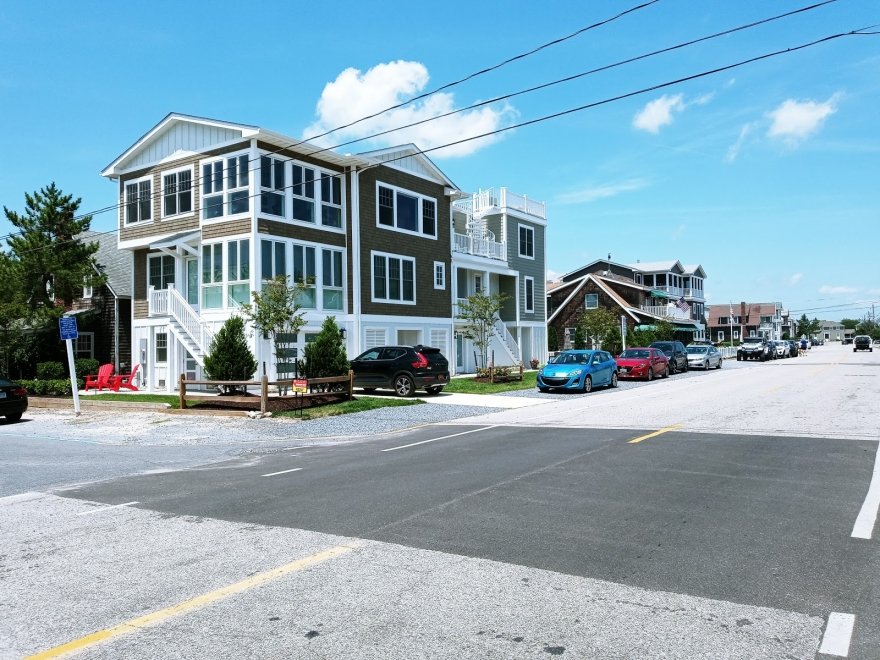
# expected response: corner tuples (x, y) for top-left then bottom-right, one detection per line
(789, 273), (803, 285)
(767, 93), (841, 144)
(556, 178), (650, 205)
(818, 285), (857, 295)
(725, 122), (755, 163)
(301, 60), (514, 158)
(633, 94), (685, 133)
(546, 270), (562, 282)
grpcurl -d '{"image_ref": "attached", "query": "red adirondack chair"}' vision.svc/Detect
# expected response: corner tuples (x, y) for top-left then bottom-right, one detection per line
(84, 364), (116, 392)
(111, 364), (140, 392)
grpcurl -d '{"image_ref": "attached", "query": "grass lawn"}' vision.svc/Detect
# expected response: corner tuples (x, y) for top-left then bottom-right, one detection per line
(85, 392), (422, 418)
(443, 371), (537, 394)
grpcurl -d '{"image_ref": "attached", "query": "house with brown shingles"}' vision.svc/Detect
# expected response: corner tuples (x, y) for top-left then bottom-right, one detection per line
(706, 301), (784, 343)
(547, 258), (706, 349)
(100, 113), (546, 391)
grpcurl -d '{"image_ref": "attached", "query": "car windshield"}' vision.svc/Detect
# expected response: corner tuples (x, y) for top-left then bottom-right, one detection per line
(687, 346), (708, 354)
(551, 352), (590, 365)
(652, 343), (672, 352)
(620, 349), (649, 359)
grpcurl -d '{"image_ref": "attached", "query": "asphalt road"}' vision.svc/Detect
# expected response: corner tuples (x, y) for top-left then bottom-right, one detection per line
(2, 342), (878, 659)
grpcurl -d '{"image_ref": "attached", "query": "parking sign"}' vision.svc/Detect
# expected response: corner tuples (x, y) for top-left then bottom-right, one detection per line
(59, 316), (78, 340)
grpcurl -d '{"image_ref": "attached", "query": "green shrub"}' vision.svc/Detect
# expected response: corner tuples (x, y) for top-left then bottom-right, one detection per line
(75, 358), (99, 376)
(203, 316), (257, 392)
(303, 316), (349, 379)
(36, 361), (66, 380)
(18, 378), (83, 395)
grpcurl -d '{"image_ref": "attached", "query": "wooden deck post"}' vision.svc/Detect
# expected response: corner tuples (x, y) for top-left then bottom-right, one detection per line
(260, 375), (268, 414)
(179, 374), (186, 410)
(348, 369), (354, 400)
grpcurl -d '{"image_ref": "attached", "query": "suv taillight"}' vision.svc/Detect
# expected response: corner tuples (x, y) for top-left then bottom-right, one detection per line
(411, 352), (429, 369)
(13, 387), (27, 396)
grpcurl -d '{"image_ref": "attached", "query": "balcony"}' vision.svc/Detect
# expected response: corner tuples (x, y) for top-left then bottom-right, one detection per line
(640, 304), (691, 321)
(651, 285), (684, 298)
(453, 232), (506, 261)
(683, 288), (705, 301)
(453, 187), (546, 220)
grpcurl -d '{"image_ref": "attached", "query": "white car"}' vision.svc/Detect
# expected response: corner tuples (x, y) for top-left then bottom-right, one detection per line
(686, 344), (723, 370)
(773, 340), (789, 358)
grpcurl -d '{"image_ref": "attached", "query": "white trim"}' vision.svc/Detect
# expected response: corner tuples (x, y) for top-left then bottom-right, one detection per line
(200, 151), (251, 221)
(375, 181), (438, 239)
(433, 261), (446, 290)
(517, 223), (535, 260)
(585, 292), (599, 309)
(524, 276), (535, 313)
(123, 174), (153, 226)
(370, 250), (417, 305)
(160, 164), (195, 220)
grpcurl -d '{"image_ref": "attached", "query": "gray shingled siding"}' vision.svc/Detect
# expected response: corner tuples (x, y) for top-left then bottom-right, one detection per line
(507, 217), (545, 320)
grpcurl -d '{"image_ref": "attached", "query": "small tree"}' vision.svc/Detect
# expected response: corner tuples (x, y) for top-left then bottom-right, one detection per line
(457, 291), (508, 367)
(629, 328), (655, 348)
(654, 318), (676, 340)
(573, 325), (586, 349)
(303, 316), (349, 385)
(242, 276), (307, 379)
(547, 326), (558, 352)
(203, 316), (257, 393)
(578, 308), (619, 349)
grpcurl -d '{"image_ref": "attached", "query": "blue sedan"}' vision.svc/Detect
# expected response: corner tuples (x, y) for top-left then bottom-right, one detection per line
(537, 350), (619, 393)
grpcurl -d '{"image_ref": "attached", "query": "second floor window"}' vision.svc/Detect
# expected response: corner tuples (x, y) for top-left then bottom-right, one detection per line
(320, 174), (342, 228)
(585, 293), (598, 309)
(377, 184), (437, 237)
(202, 154), (249, 219)
(524, 277), (534, 313)
(292, 164), (316, 223)
(163, 169), (192, 218)
(372, 252), (415, 303)
(125, 179), (151, 224)
(519, 225), (534, 258)
(260, 157), (285, 217)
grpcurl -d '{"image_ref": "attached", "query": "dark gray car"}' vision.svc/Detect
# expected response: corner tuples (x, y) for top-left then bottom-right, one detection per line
(649, 341), (688, 374)
(350, 345), (450, 396)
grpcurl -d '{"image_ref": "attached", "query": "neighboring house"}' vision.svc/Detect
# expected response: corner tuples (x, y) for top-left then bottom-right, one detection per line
(100, 113), (546, 391)
(65, 230), (133, 374)
(547, 258), (707, 349)
(818, 320), (846, 341)
(707, 302), (784, 343)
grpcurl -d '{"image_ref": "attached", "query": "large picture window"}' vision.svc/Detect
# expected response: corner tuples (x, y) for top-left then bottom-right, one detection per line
(125, 178), (151, 224)
(376, 184), (437, 237)
(202, 154), (249, 219)
(372, 252), (415, 304)
(162, 168), (192, 218)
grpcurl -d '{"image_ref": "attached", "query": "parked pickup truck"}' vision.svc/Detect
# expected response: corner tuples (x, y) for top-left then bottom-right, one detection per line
(737, 337), (773, 361)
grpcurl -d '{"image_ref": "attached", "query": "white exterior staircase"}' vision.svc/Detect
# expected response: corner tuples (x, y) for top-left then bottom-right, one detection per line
(148, 285), (214, 366)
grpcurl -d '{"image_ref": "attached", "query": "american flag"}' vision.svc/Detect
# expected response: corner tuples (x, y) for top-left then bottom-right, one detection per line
(676, 297), (691, 313)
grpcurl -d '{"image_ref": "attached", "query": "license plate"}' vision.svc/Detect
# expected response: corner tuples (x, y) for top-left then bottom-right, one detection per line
(619, 368), (628, 374)
(0, 391), (6, 399)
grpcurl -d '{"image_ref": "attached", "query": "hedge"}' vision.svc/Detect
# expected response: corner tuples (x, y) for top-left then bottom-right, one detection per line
(18, 379), (85, 396)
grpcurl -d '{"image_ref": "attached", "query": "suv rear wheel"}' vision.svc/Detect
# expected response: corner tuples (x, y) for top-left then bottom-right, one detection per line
(394, 374), (415, 397)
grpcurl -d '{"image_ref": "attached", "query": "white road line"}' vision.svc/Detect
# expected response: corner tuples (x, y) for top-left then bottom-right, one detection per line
(851, 443), (880, 539)
(262, 467), (303, 477)
(381, 425), (498, 452)
(819, 612), (855, 656)
(76, 502), (139, 516)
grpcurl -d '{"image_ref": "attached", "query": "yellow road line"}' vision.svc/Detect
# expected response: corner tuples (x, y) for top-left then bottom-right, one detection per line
(628, 424), (683, 444)
(26, 543), (359, 659)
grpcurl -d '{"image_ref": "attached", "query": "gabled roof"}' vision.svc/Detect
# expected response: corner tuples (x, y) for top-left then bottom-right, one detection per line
(81, 230), (132, 298)
(547, 273), (643, 324)
(682, 264), (707, 277)
(357, 143), (458, 189)
(560, 258), (634, 282)
(102, 112), (362, 178)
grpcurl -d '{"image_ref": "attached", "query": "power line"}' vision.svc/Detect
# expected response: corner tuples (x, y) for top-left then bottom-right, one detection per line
(8, 26), (877, 258)
(1, 1), (841, 244)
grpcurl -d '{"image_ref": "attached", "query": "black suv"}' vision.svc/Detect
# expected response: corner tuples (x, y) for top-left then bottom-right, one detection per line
(649, 341), (688, 374)
(737, 337), (773, 361)
(854, 335), (873, 352)
(350, 345), (450, 396)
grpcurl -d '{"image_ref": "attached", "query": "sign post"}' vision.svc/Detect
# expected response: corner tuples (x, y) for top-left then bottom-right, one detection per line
(59, 316), (81, 416)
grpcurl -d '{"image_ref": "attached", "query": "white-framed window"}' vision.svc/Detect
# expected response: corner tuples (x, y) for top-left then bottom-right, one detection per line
(260, 239), (287, 280)
(322, 248), (344, 310)
(156, 333), (168, 363)
(162, 167), (193, 218)
(635, 273), (643, 285)
(201, 153), (249, 219)
(372, 251), (415, 304)
(733, 330), (740, 340)
(320, 172), (343, 228)
(518, 224), (535, 259)
(718, 331), (725, 341)
(291, 163), (316, 223)
(227, 239), (250, 305)
(376, 183), (437, 238)
(82, 284), (93, 299)
(474, 275), (482, 294)
(433, 261), (445, 289)
(125, 176), (152, 224)
(524, 276), (534, 313)
(293, 244), (317, 308)
(74, 332), (94, 359)
(260, 156), (285, 217)
(148, 254), (175, 291)
(585, 293), (598, 309)
(202, 243), (223, 308)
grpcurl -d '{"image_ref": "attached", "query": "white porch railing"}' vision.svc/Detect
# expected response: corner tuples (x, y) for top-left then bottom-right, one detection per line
(651, 286), (684, 298)
(493, 315), (520, 363)
(149, 285), (214, 356)
(454, 187), (546, 220)
(640, 304), (691, 321)
(453, 232), (506, 260)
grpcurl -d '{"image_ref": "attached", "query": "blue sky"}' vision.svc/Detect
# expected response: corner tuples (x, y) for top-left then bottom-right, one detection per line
(1, 0), (877, 321)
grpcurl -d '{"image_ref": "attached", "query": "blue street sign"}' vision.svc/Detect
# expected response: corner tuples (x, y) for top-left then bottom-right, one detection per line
(59, 316), (78, 340)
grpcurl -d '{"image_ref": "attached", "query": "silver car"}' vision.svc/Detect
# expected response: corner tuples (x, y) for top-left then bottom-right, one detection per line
(686, 344), (723, 370)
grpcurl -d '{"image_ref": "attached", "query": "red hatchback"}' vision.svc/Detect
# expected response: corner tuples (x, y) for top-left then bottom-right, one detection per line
(615, 347), (669, 381)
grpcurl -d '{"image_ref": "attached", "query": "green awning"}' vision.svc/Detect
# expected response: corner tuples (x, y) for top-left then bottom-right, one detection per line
(650, 290), (674, 299)
(635, 324), (657, 331)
